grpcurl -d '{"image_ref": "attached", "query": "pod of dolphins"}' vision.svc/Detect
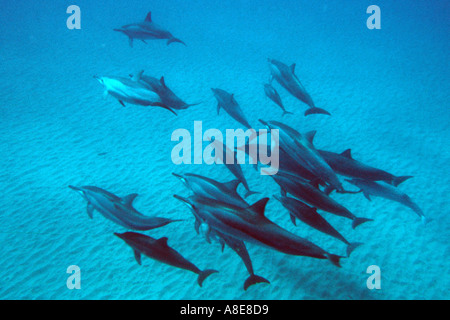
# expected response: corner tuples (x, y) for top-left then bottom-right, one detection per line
(70, 10), (428, 291)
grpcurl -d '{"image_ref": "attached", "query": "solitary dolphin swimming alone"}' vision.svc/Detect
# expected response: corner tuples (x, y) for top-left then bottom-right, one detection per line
(263, 83), (293, 116)
(114, 232), (217, 287)
(69, 185), (180, 231)
(345, 179), (427, 223)
(94, 75), (177, 115)
(114, 12), (186, 47)
(174, 194), (344, 267)
(268, 59), (330, 116)
(211, 88), (252, 129)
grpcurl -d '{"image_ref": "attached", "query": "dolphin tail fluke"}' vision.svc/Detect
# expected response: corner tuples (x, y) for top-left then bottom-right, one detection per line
(346, 242), (363, 257)
(197, 269), (218, 287)
(326, 254), (343, 268)
(244, 190), (260, 198)
(352, 217), (373, 229)
(392, 175), (414, 187)
(282, 110), (294, 117)
(304, 107), (331, 116)
(244, 274), (270, 291)
(167, 37), (186, 46)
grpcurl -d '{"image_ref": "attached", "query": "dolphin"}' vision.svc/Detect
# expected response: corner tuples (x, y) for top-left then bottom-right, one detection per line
(69, 185), (180, 231)
(185, 203), (270, 290)
(274, 195), (362, 257)
(263, 83), (293, 116)
(129, 71), (200, 110)
(270, 170), (372, 229)
(259, 120), (344, 192)
(94, 75), (177, 115)
(114, 232), (217, 287)
(268, 59), (330, 116)
(318, 149), (413, 188)
(172, 172), (249, 207)
(206, 136), (259, 198)
(174, 194), (344, 267)
(211, 88), (252, 129)
(345, 179), (427, 223)
(114, 12), (186, 47)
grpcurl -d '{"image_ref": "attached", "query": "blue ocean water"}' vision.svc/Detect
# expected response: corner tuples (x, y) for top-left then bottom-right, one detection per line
(0, 0), (449, 300)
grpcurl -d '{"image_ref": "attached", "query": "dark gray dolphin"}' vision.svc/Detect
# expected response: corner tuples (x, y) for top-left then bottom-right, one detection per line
(318, 149), (413, 188)
(129, 71), (200, 110)
(268, 59), (330, 116)
(183, 202), (269, 291)
(69, 185), (180, 231)
(345, 179), (427, 223)
(211, 88), (252, 129)
(114, 232), (217, 287)
(259, 120), (344, 192)
(174, 194), (344, 267)
(94, 75), (177, 115)
(114, 12), (186, 47)
(264, 83), (293, 116)
(274, 194), (362, 257)
(172, 172), (248, 207)
(270, 170), (372, 229)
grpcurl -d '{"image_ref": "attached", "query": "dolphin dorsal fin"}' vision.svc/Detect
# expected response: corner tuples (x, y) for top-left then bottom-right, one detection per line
(341, 149), (352, 159)
(131, 70), (144, 81)
(248, 198), (270, 217)
(304, 130), (317, 144)
(157, 237), (169, 247)
(224, 179), (241, 193)
(160, 76), (166, 88)
(145, 12), (152, 23)
(122, 193), (138, 207)
(290, 63), (296, 73)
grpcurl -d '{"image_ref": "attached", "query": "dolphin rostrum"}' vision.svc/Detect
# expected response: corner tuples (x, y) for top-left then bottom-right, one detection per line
(174, 194), (344, 267)
(114, 232), (217, 287)
(69, 185), (180, 231)
(114, 12), (186, 47)
(94, 75), (177, 115)
(264, 83), (293, 116)
(268, 59), (330, 116)
(345, 179), (427, 223)
(211, 88), (252, 129)
(318, 149), (413, 188)
(274, 194), (362, 257)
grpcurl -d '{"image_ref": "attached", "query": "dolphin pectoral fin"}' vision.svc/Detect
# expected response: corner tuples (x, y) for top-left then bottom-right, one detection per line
(194, 219), (201, 235)
(363, 191), (371, 201)
(128, 37), (134, 48)
(119, 100), (126, 107)
(217, 103), (221, 115)
(304, 107), (331, 116)
(290, 63), (296, 73)
(86, 203), (94, 219)
(197, 269), (218, 287)
(134, 250), (142, 265)
(244, 274), (270, 291)
(102, 90), (109, 100)
(153, 103), (177, 116)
